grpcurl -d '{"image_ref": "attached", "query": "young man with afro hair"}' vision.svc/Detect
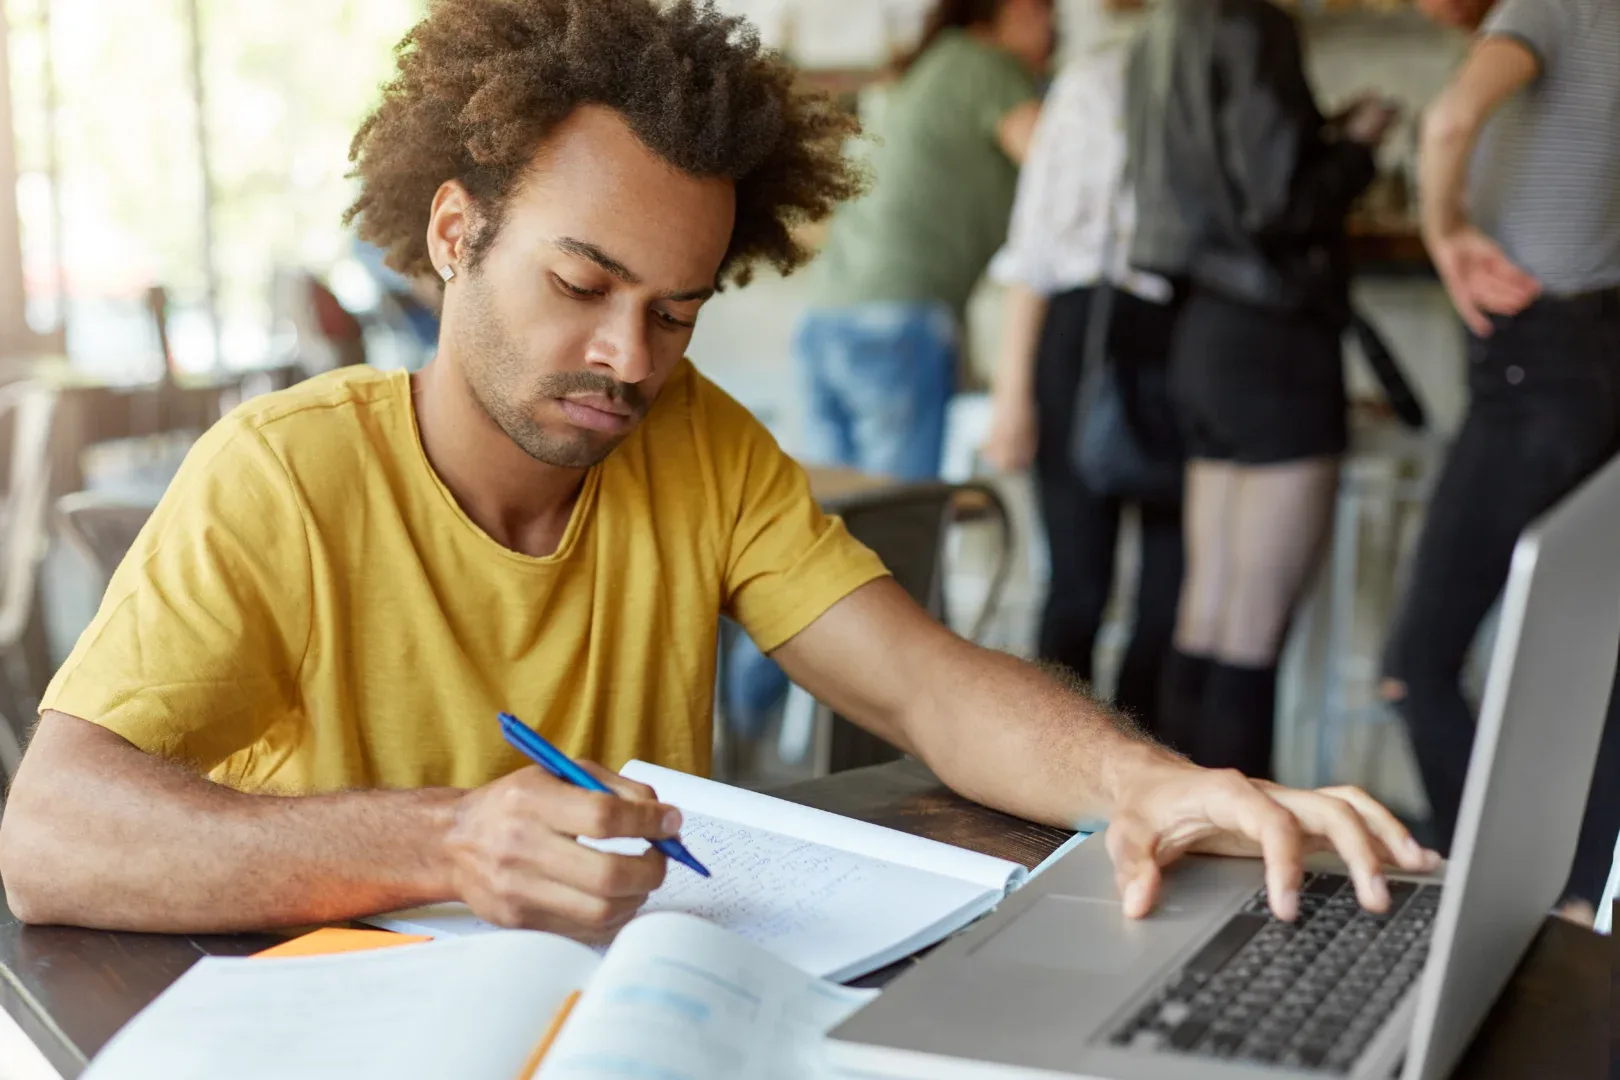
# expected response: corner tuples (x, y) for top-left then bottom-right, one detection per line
(2, 0), (1434, 942)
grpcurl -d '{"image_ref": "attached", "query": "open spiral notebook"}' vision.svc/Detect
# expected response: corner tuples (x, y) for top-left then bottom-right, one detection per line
(370, 761), (1036, 982)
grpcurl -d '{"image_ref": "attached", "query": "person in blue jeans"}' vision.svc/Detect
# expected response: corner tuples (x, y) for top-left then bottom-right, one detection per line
(798, 303), (959, 481)
(726, 0), (1055, 736)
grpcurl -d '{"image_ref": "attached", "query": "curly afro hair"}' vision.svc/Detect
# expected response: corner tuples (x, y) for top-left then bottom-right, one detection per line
(345, 0), (863, 289)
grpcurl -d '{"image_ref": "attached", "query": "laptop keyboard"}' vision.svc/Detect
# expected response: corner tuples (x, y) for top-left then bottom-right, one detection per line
(1109, 872), (1441, 1073)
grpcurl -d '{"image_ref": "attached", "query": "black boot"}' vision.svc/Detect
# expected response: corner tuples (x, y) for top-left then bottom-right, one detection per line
(1158, 649), (1212, 760)
(1199, 662), (1279, 781)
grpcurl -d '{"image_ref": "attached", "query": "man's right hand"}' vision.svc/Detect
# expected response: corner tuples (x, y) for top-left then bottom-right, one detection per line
(444, 763), (678, 940)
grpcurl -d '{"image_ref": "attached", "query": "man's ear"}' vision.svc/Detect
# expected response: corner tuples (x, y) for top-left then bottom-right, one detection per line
(426, 180), (474, 276)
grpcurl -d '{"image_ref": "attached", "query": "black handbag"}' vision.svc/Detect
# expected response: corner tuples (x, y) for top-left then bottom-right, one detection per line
(1351, 311), (1428, 430)
(1067, 190), (1183, 505)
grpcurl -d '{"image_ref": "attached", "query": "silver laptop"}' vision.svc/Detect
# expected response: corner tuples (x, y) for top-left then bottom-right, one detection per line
(829, 450), (1620, 1080)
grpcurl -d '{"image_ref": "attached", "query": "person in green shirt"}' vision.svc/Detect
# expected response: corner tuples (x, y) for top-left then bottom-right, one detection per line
(803, 0), (1050, 481)
(726, 0), (1051, 736)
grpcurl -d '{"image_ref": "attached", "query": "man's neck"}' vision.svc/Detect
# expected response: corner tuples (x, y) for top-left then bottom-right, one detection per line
(411, 360), (587, 559)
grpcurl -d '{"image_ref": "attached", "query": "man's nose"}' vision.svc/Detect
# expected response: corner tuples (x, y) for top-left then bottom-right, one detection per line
(586, 310), (654, 386)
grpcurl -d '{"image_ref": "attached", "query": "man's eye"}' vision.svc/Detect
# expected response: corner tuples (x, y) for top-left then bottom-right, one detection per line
(655, 309), (697, 330)
(552, 275), (603, 299)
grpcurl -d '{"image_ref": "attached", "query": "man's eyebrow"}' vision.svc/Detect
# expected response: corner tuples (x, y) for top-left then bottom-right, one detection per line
(666, 284), (716, 303)
(554, 237), (639, 283)
(553, 236), (715, 303)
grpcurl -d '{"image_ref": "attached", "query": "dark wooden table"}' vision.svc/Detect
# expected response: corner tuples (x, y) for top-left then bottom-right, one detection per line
(0, 759), (1609, 1078)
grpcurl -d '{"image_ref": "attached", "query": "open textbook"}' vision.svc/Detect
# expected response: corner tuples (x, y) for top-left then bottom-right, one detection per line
(83, 913), (879, 1080)
(370, 761), (1032, 981)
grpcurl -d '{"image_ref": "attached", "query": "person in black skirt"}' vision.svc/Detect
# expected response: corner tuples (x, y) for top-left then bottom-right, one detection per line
(1124, 0), (1398, 776)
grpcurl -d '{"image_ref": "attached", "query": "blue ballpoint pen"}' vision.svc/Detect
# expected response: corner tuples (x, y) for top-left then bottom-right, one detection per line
(498, 712), (711, 878)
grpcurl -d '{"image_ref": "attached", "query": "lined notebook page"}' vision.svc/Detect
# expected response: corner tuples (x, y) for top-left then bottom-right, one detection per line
(590, 807), (997, 979)
(620, 762), (1027, 893)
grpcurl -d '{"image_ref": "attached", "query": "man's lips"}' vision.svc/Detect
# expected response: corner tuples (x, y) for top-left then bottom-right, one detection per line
(557, 396), (634, 432)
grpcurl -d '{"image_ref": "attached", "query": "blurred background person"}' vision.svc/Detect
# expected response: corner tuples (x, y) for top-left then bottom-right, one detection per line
(725, 0), (1054, 738)
(1126, 0), (1398, 777)
(980, 0), (1184, 737)
(800, 0), (1052, 482)
(1384, 0), (1620, 920)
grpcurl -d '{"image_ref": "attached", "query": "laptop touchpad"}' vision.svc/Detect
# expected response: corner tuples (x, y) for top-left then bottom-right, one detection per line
(972, 895), (1150, 974)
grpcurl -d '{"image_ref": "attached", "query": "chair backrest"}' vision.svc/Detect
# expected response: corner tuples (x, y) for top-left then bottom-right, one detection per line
(834, 484), (957, 617)
(816, 481), (1013, 773)
(55, 493), (156, 593)
(0, 381), (59, 781)
(0, 381), (59, 649)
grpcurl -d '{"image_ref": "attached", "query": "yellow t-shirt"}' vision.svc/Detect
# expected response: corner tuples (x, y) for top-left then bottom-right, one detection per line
(42, 362), (888, 794)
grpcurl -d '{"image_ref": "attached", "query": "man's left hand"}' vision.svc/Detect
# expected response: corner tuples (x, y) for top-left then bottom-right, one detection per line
(1105, 761), (1443, 922)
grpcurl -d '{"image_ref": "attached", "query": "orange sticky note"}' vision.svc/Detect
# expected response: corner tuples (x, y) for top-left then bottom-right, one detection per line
(253, 927), (432, 959)
(516, 990), (581, 1079)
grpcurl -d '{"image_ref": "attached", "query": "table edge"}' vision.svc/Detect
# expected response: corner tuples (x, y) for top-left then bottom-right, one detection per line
(0, 958), (84, 1078)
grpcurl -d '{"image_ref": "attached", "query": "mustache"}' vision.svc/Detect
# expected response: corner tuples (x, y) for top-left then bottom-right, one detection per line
(536, 371), (646, 413)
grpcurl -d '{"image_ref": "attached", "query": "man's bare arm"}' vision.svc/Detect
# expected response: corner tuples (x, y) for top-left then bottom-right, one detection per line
(0, 712), (458, 931)
(773, 579), (1162, 830)
(773, 581), (1438, 920)
(1420, 36), (1542, 334)
(1420, 36), (1538, 242)
(0, 711), (679, 935)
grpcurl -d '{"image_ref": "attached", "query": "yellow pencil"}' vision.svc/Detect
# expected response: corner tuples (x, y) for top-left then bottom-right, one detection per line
(516, 990), (582, 1080)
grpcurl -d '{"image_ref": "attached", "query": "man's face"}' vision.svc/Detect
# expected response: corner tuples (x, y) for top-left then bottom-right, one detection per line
(435, 106), (736, 468)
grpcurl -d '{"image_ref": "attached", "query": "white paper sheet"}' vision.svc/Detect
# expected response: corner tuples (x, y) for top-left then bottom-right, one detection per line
(538, 913), (877, 1080)
(82, 934), (598, 1080)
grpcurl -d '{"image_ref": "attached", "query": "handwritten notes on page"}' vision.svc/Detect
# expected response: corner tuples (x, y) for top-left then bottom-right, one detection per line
(619, 762), (1027, 894)
(370, 762), (1029, 981)
(594, 810), (998, 980)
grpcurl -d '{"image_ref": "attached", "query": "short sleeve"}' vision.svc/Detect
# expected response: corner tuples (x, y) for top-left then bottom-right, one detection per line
(989, 65), (1089, 293)
(989, 57), (1127, 294)
(41, 415), (312, 772)
(1482, 0), (1569, 67)
(697, 382), (889, 654)
(956, 35), (1040, 146)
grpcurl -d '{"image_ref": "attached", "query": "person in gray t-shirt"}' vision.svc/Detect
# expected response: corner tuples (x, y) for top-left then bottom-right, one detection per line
(1417, 0), (1618, 331)
(1384, 0), (1620, 923)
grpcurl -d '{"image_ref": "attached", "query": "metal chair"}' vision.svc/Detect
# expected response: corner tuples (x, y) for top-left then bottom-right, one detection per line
(1277, 421), (1445, 796)
(0, 382), (60, 783)
(55, 492), (156, 594)
(803, 481), (1014, 775)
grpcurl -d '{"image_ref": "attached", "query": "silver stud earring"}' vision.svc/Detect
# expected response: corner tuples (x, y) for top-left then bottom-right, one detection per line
(438, 263), (456, 283)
